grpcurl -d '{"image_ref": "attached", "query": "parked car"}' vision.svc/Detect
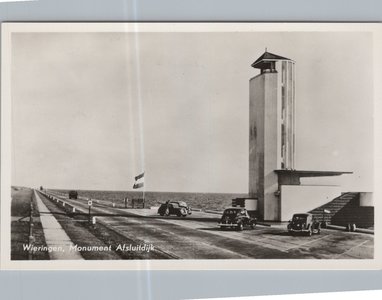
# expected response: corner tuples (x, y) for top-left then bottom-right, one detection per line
(287, 213), (321, 236)
(68, 190), (78, 199)
(158, 201), (191, 217)
(218, 208), (257, 231)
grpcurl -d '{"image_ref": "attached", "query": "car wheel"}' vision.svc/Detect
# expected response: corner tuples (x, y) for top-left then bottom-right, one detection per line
(180, 208), (187, 217)
(177, 211), (182, 217)
(159, 212), (164, 216)
(237, 223), (243, 231)
(250, 221), (256, 229)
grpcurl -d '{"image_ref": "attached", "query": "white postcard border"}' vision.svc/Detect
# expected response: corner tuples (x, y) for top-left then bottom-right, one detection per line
(1, 22), (381, 270)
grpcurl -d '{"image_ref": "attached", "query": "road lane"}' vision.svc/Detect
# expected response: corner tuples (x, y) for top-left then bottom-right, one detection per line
(43, 192), (374, 259)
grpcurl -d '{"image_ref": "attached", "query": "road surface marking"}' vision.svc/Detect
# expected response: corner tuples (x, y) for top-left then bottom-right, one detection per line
(283, 234), (331, 252)
(335, 240), (369, 259)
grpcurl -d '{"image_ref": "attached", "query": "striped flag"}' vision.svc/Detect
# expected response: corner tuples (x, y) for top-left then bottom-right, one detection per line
(133, 172), (144, 189)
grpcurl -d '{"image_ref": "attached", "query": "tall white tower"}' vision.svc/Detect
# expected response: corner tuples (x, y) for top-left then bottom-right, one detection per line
(249, 51), (296, 221)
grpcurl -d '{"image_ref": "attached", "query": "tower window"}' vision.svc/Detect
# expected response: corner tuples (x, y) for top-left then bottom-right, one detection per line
(282, 61), (286, 85)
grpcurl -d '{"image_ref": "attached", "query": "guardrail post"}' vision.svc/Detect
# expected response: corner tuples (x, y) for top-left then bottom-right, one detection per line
(88, 203), (91, 223)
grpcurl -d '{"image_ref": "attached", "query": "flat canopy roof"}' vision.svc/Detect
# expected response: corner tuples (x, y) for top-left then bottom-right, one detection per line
(274, 169), (353, 178)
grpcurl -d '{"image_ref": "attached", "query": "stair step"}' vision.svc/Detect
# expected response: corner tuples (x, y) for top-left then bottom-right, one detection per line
(309, 192), (374, 228)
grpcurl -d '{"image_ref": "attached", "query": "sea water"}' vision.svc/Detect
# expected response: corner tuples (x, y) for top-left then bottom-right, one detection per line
(52, 189), (247, 211)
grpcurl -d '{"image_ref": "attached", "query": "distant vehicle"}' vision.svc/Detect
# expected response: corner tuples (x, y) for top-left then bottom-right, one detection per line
(218, 208), (257, 231)
(68, 190), (78, 199)
(287, 213), (321, 236)
(157, 201), (191, 217)
(170, 201), (192, 215)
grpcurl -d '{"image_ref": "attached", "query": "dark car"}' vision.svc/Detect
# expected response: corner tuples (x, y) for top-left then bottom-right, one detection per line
(158, 201), (190, 217)
(68, 190), (78, 199)
(287, 213), (321, 236)
(218, 208), (257, 231)
(170, 201), (192, 215)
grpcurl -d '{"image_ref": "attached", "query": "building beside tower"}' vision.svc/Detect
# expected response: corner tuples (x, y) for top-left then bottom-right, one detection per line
(248, 51), (352, 221)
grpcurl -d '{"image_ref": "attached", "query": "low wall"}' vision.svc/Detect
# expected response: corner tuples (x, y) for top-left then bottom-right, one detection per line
(359, 192), (374, 207)
(280, 185), (341, 221)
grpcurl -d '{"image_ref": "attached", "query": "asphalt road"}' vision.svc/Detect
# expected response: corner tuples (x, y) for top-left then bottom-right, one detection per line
(47, 192), (374, 259)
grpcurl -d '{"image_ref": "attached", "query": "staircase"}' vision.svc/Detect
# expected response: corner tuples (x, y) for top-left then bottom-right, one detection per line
(309, 192), (374, 229)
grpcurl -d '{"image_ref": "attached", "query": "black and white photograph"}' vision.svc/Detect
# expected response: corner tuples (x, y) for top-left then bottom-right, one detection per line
(1, 23), (381, 270)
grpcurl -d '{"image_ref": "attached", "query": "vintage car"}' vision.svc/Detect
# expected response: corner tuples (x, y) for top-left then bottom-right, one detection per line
(218, 207), (257, 231)
(287, 213), (321, 236)
(157, 201), (191, 217)
(170, 201), (192, 215)
(68, 190), (78, 199)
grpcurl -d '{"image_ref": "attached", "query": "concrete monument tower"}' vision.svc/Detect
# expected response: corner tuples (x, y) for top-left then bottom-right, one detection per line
(249, 51), (296, 221)
(249, 51), (351, 221)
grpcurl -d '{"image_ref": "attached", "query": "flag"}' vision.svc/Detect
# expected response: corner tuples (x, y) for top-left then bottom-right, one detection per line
(133, 172), (144, 189)
(135, 172), (144, 181)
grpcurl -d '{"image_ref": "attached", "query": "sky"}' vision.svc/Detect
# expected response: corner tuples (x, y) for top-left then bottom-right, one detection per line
(11, 31), (374, 193)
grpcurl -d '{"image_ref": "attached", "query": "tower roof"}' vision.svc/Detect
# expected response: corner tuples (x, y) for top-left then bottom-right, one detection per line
(251, 51), (292, 69)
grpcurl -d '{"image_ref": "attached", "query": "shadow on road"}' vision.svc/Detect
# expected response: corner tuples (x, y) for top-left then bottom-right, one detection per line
(197, 227), (222, 231)
(262, 231), (291, 236)
(198, 227), (257, 232)
(44, 210), (220, 223)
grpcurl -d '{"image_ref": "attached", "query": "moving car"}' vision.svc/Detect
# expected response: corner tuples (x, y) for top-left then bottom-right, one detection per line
(171, 201), (192, 215)
(68, 190), (78, 199)
(287, 213), (321, 236)
(218, 207), (257, 231)
(158, 201), (191, 217)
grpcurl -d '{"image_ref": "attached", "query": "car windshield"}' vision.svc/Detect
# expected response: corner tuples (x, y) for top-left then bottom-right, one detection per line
(177, 201), (187, 207)
(293, 214), (308, 221)
(223, 209), (241, 216)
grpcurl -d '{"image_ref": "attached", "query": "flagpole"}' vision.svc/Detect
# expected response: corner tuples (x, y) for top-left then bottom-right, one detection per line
(142, 173), (145, 207)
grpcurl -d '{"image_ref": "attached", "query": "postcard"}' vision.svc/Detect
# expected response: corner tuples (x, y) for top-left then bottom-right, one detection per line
(1, 23), (381, 270)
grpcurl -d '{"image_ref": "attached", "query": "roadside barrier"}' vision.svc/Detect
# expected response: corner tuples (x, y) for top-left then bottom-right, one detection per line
(204, 210), (223, 215)
(28, 192), (36, 260)
(327, 224), (374, 235)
